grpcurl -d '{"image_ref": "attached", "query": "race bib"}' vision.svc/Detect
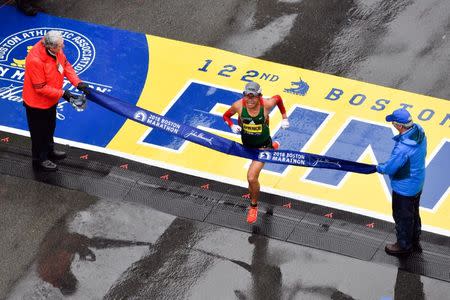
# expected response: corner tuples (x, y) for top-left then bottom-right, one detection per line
(243, 123), (262, 134)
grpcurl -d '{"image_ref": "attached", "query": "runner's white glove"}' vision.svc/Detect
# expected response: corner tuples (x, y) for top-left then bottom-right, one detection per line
(280, 118), (290, 129)
(230, 124), (242, 134)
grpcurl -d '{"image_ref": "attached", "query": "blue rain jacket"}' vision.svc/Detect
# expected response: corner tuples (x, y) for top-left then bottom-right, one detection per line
(377, 124), (427, 196)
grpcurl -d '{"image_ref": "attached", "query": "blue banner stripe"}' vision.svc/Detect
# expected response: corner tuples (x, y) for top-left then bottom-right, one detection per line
(87, 90), (376, 174)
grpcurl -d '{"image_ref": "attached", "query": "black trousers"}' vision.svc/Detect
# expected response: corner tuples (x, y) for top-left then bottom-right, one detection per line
(16, 0), (37, 8)
(24, 103), (57, 162)
(16, 0), (37, 6)
(392, 190), (422, 249)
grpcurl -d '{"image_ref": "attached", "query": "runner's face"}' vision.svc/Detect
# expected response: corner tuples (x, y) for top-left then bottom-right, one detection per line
(245, 93), (259, 108)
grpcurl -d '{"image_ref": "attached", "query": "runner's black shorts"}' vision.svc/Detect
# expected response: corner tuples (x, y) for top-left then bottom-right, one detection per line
(243, 137), (274, 149)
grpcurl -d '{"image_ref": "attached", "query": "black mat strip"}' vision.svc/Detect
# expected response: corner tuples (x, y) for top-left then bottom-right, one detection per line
(288, 220), (382, 261)
(125, 183), (217, 222)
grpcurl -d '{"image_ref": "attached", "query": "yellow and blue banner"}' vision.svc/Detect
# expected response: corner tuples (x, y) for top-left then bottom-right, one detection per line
(0, 6), (448, 235)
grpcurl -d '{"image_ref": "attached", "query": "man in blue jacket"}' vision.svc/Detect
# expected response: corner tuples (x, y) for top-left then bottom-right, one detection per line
(377, 108), (427, 256)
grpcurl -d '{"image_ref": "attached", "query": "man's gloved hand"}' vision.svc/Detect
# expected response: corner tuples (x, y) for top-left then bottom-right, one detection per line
(62, 89), (74, 101)
(77, 82), (90, 95)
(70, 94), (87, 112)
(63, 90), (87, 111)
(230, 124), (242, 134)
(280, 118), (290, 129)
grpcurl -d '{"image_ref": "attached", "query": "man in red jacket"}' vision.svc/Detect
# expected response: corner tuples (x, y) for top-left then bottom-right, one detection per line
(22, 30), (89, 171)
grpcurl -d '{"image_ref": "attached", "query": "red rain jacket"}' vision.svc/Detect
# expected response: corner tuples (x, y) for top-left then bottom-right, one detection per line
(22, 39), (81, 109)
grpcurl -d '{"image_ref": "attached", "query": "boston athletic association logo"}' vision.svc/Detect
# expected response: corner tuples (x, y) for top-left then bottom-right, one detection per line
(0, 27), (95, 73)
(134, 110), (148, 122)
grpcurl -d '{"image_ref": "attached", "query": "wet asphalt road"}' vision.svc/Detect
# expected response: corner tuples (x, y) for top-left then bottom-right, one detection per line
(38, 0), (450, 99)
(2, 174), (450, 299)
(1, 0), (450, 299)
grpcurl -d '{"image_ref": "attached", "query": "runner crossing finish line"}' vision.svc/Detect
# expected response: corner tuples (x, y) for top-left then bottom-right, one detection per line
(86, 90), (376, 174)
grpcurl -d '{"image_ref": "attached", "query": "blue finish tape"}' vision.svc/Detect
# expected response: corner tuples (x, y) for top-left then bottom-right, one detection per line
(88, 90), (376, 174)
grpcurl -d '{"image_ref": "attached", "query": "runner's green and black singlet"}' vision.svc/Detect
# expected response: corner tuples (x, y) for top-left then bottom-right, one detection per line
(240, 99), (271, 148)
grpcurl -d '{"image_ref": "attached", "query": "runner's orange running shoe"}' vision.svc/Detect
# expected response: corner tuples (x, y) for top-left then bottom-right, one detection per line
(272, 141), (280, 150)
(247, 205), (258, 224)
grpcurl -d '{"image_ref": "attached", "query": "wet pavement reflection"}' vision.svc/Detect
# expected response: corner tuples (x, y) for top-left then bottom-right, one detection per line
(36, 218), (151, 296)
(104, 218), (216, 299)
(231, 232), (355, 300)
(2, 175), (450, 299)
(394, 269), (424, 300)
(238, 234), (282, 300)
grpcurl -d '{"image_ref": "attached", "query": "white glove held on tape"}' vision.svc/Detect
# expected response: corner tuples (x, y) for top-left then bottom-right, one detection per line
(231, 124), (242, 134)
(280, 118), (290, 129)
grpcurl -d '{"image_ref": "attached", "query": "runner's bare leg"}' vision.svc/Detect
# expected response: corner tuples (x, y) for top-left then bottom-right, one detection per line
(247, 160), (265, 205)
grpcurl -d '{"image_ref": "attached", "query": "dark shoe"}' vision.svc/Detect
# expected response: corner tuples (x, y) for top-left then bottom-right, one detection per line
(39, 160), (58, 172)
(412, 242), (423, 253)
(385, 242), (412, 256)
(17, 1), (38, 16)
(49, 150), (67, 160)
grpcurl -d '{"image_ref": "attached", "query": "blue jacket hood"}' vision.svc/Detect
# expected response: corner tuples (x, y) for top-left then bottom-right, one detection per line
(393, 123), (425, 147)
